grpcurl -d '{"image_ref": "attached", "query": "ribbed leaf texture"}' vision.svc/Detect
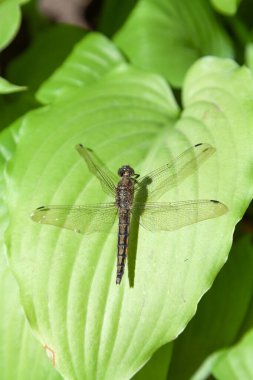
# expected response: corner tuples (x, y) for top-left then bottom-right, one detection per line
(4, 56), (253, 380)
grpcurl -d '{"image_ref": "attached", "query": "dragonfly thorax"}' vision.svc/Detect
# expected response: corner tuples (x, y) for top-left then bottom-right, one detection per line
(116, 179), (135, 209)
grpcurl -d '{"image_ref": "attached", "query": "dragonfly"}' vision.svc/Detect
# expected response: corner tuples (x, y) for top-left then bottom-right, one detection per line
(31, 143), (228, 285)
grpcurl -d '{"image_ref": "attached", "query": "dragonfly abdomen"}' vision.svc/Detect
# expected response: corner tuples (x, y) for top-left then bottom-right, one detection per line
(116, 209), (131, 285)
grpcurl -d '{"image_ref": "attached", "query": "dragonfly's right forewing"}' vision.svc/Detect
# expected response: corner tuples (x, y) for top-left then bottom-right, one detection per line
(132, 200), (228, 231)
(31, 203), (118, 234)
(76, 144), (118, 197)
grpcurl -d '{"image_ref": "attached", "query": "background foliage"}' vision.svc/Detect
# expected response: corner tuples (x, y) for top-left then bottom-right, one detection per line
(1, 0), (253, 379)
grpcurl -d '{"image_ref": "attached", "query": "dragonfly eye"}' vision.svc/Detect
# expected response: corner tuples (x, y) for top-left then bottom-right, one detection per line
(118, 165), (135, 177)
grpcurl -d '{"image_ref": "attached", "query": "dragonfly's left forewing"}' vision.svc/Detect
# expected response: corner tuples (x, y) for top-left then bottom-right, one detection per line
(132, 200), (228, 231)
(31, 203), (118, 234)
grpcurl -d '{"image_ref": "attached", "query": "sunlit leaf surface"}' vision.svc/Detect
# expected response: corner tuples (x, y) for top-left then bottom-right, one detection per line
(4, 57), (253, 380)
(0, 125), (62, 380)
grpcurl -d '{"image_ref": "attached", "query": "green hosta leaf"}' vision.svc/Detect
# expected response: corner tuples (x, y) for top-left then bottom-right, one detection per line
(0, 25), (84, 130)
(245, 43), (253, 73)
(114, 0), (233, 87)
(98, 0), (138, 36)
(212, 329), (253, 379)
(0, 125), (62, 380)
(37, 32), (126, 104)
(0, 117), (26, 232)
(4, 58), (253, 380)
(133, 343), (172, 380)
(0, 0), (21, 51)
(17, 0), (30, 4)
(7, 25), (85, 92)
(0, 257), (63, 380)
(0, 76), (26, 94)
(210, 0), (241, 15)
(191, 350), (226, 380)
(168, 235), (253, 379)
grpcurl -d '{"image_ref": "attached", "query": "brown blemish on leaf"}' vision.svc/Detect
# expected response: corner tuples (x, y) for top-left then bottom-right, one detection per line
(44, 344), (56, 367)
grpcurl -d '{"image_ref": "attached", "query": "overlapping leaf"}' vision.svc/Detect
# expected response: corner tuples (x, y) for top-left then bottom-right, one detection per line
(212, 329), (253, 379)
(6, 25), (85, 92)
(133, 343), (172, 380)
(37, 32), (126, 104)
(0, 24), (84, 130)
(114, 0), (233, 87)
(0, 77), (26, 94)
(167, 236), (253, 379)
(246, 43), (253, 73)
(210, 0), (241, 15)
(0, 0), (22, 51)
(98, 0), (138, 36)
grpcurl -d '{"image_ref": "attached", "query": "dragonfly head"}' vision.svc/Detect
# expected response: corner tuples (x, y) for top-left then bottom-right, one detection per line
(118, 165), (135, 178)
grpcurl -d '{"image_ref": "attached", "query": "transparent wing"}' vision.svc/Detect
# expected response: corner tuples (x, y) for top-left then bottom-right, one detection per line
(31, 203), (118, 234)
(131, 200), (228, 231)
(135, 143), (215, 202)
(76, 144), (118, 197)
